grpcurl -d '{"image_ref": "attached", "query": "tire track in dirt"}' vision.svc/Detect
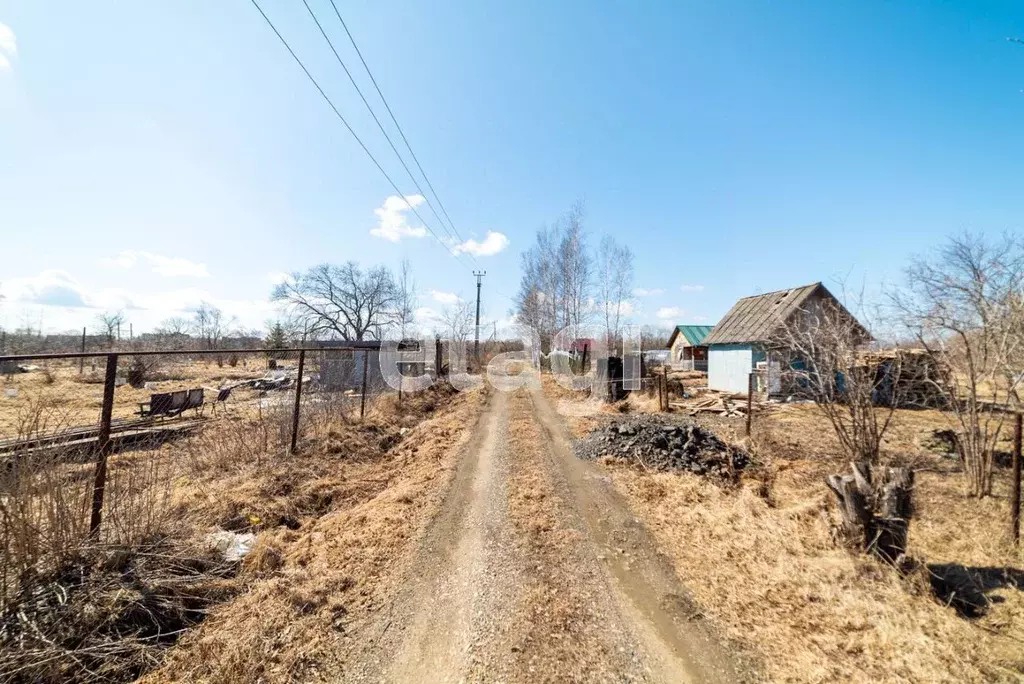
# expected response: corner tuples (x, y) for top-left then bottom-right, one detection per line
(491, 388), (661, 682)
(526, 382), (744, 683)
(348, 390), (522, 682)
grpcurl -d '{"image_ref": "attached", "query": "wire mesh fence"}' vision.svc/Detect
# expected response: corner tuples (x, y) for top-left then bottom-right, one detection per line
(0, 345), (415, 551)
(0, 342), (447, 679)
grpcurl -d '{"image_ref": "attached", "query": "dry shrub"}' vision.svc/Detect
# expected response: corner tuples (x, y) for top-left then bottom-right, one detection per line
(10, 391), (76, 443)
(104, 452), (178, 547)
(0, 539), (238, 683)
(0, 452), (93, 608)
(0, 443), (221, 683)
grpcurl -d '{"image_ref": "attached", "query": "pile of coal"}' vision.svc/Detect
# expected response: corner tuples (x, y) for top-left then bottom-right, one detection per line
(575, 416), (748, 477)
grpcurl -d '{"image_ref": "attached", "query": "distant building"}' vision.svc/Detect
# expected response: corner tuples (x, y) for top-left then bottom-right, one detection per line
(666, 325), (714, 371)
(317, 339), (425, 391)
(703, 282), (865, 394)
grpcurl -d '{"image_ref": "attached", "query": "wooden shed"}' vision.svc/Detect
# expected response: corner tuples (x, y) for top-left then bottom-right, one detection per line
(703, 282), (865, 394)
(667, 325), (714, 371)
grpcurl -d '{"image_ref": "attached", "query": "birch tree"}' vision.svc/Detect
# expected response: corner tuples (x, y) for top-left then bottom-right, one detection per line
(514, 201), (594, 348)
(597, 235), (634, 352)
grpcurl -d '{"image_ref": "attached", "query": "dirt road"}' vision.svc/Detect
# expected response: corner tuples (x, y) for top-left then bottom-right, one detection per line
(346, 383), (741, 683)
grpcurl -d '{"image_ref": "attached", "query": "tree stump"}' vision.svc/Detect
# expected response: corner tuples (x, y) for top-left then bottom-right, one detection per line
(826, 462), (914, 564)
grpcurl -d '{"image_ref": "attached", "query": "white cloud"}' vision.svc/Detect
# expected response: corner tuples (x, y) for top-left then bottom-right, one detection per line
(414, 306), (442, 327)
(268, 271), (292, 286)
(98, 251), (210, 278)
(1, 270), (90, 308)
(633, 287), (664, 297)
(0, 266), (287, 334)
(453, 231), (509, 257)
(679, 284), (705, 292)
(430, 290), (460, 305)
(369, 194), (428, 242)
(0, 23), (16, 72)
(656, 306), (683, 320)
(605, 300), (636, 317)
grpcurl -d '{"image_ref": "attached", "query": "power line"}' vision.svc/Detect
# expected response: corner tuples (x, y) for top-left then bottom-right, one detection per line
(328, 1), (468, 246)
(249, 0), (473, 271)
(299, 0), (468, 253)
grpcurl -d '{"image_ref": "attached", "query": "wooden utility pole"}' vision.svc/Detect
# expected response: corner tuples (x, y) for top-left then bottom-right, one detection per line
(1012, 413), (1022, 545)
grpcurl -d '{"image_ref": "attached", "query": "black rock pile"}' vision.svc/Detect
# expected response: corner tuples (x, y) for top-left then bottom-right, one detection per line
(575, 416), (748, 477)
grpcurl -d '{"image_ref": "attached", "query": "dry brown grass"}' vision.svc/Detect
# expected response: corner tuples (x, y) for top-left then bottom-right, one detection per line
(0, 370), (481, 683)
(142, 383), (486, 683)
(548, 378), (1024, 683)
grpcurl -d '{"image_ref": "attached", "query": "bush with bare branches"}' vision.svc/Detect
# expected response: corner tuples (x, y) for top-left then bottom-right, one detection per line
(770, 288), (898, 464)
(890, 232), (1024, 496)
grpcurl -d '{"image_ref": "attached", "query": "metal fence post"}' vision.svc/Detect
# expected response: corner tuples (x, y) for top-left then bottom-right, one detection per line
(1012, 412), (1022, 545)
(360, 350), (369, 421)
(290, 349), (306, 454)
(663, 366), (670, 410)
(435, 335), (443, 380)
(89, 353), (118, 535)
(79, 327), (86, 374)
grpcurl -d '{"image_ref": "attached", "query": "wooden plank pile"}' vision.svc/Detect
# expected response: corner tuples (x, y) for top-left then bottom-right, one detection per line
(671, 392), (755, 417)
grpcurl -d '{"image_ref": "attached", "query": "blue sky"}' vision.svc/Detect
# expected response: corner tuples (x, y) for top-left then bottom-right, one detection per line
(1, 0), (1023, 335)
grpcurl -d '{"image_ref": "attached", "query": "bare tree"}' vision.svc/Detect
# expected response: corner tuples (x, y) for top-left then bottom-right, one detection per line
(156, 316), (190, 337)
(396, 259), (417, 340)
(558, 200), (592, 334)
(770, 287), (896, 464)
(191, 302), (229, 350)
(597, 235), (634, 353)
(516, 226), (560, 346)
(515, 200), (594, 348)
(890, 232), (1024, 497)
(272, 262), (401, 341)
(95, 310), (125, 347)
(153, 316), (192, 350)
(440, 300), (475, 371)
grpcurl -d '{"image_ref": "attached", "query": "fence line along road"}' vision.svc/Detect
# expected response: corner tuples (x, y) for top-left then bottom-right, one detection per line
(1, 344), (400, 536)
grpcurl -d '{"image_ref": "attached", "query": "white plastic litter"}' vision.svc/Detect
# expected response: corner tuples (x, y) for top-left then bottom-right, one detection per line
(3, 389), (18, 399)
(206, 530), (257, 562)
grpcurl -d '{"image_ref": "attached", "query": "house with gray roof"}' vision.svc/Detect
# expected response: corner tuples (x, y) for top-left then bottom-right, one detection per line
(703, 282), (865, 394)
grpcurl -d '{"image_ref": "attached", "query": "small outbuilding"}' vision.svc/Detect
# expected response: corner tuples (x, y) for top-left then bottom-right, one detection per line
(666, 325), (714, 371)
(703, 282), (864, 394)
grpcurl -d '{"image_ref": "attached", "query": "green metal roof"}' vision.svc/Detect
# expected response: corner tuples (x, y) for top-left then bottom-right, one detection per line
(669, 324), (714, 347)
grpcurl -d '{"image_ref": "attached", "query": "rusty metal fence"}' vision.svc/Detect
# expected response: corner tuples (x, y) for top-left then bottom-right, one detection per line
(0, 345), (409, 535)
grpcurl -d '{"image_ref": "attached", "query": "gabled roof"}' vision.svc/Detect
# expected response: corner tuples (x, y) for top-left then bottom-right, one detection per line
(667, 325), (715, 348)
(703, 282), (855, 345)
